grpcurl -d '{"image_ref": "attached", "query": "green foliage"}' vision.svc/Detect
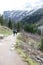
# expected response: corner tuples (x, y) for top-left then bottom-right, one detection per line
(40, 38), (43, 51)
(23, 23), (30, 32)
(0, 25), (12, 36)
(14, 22), (22, 32)
(15, 40), (39, 65)
(0, 15), (4, 25)
(37, 29), (41, 35)
(16, 22), (21, 32)
(8, 19), (12, 29)
(23, 23), (37, 33)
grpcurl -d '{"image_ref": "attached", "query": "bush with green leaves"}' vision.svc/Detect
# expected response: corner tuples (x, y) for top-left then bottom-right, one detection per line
(23, 23), (37, 33)
(39, 38), (43, 51)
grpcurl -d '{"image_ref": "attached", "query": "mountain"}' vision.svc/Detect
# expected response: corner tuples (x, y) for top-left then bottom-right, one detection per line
(3, 10), (30, 22)
(22, 7), (43, 24)
(3, 9), (37, 22)
(3, 7), (43, 24)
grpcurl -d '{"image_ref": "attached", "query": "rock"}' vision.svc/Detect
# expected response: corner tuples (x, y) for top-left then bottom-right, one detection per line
(0, 34), (4, 39)
(36, 55), (43, 63)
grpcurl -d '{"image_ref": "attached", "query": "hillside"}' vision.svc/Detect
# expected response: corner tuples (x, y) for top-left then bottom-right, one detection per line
(15, 32), (43, 65)
(0, 25), (12, 36)
(22, 7), (43, 24)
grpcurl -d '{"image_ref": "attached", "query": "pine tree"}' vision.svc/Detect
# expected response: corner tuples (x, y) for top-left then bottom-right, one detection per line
(40, 38), (43, 51)
(17, 22), (21, 32)
(0, 15), (3, 25)
(8, 19), (12, 29)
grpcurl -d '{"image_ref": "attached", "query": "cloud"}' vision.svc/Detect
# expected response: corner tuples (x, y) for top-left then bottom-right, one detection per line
(0, 0), (43, 14)
(24, 0), (43, 9)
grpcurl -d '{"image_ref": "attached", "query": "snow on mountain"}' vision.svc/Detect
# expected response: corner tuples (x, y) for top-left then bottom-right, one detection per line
(3, 6), (43, 22)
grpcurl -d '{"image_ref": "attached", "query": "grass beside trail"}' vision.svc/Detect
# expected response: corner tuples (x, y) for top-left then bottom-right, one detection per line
(15, 33), (43, 65)
(16, 48), (39, 65)
(15, 45), (39, 65)
(0, 25), (12, 36)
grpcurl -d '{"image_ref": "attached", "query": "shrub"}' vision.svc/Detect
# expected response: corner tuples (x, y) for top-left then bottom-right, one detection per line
(39, 38), (43, 51)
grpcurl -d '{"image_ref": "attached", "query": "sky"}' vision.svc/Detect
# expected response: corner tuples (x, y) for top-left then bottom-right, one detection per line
(0, 0), (43, 14)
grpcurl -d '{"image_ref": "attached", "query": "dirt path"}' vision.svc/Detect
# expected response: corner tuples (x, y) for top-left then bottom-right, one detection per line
(0, 34), (27, 65)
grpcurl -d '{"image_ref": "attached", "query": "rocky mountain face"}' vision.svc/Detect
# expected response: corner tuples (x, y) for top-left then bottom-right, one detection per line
(22, 7), (43, 24)
(3, 7), (43, 24)
(3, 10), (30, 22)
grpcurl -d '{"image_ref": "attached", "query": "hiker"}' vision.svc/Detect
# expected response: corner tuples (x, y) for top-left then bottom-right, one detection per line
(13, 29), (17, 35)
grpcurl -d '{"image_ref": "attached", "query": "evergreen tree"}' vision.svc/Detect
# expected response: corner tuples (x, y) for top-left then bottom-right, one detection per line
(39, 38), (43, 51)
(8, 19), (12, 29)
(16, 22), (21, 32)
(0, 15), (3, 25)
